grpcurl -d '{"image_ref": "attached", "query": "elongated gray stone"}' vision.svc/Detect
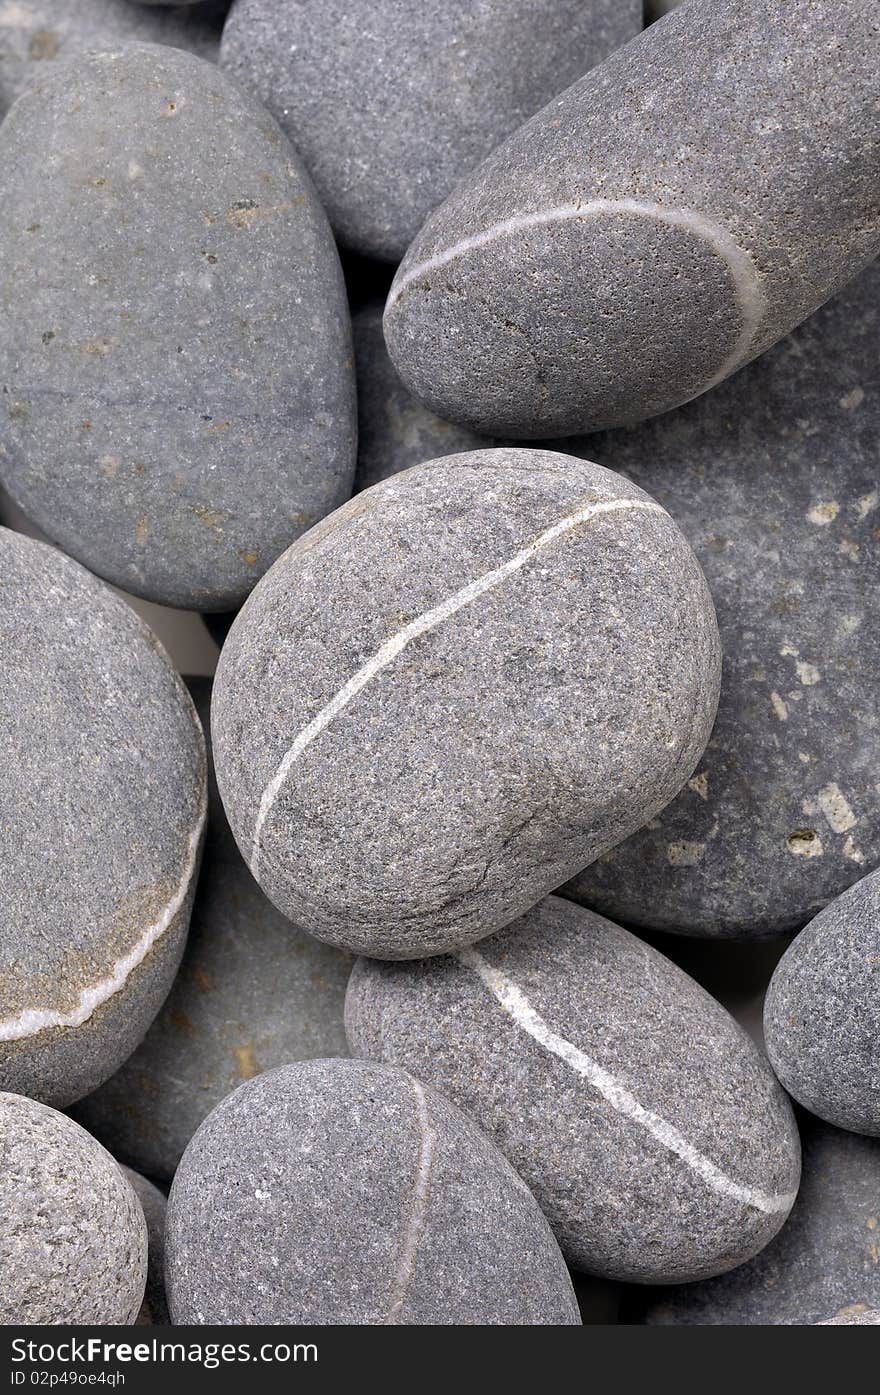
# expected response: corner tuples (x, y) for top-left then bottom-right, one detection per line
(385, 0), (880, 438)
(346, 895), (801, 1283)
(165, 1059), (580, 1324)
(124, 1168), (169, 1326)
(0, 42), (355, 610)
(562, 259), (880, 939)
(73, 680), (351, 1183)
(212, 449), (720, 959)
(220, 0), (642, 263)
(0, 1093), (147, 1325)
(0, 528), (206, 1108)
(635, 1120), (880, 1325)
(764, 869), (880, 1138)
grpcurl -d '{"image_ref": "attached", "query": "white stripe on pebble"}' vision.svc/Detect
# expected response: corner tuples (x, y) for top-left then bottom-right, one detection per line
(385, 1078), (437, 1323)
(250, 494), (667, 877)
(457, 945), (797, 1217)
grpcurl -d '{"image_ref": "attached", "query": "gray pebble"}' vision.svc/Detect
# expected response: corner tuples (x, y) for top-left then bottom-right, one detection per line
(0, 42), (355, 610)
(818, 1310), (880, 1326)
(385, 0), (880, 438)
(0, 1092), (147, 1324)
(212, 449), (720, 959)
(634, 1119), (880, 1325)
(346, 895), (801, 1283)
(0, 528), (206, 1107)
(764, 868), (880, 1138)
(561, 258), (880, 939)
(73, 680), (351, 1183)
(123, 1167), (169, 1326)
(165, 1058), (580, 1324)
(220, 0), (642, 263)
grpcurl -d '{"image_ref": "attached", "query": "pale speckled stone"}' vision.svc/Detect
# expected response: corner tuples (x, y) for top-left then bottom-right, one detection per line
(123, 1167), (169, 1326)
(212, 449), (720, 959)
(0, 1093), (147, 1324)
(818, 1310), (880, 1326)
(165, 1058), (580, 1325)
(385, 0), (880, 437)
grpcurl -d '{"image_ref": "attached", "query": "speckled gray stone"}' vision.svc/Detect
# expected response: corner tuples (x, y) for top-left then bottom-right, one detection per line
(346, 895), (801, 1283)
(0, 1093), (147, 1324)
(385, 0), (880, 438)
(0, 528), (206, 1108)
(764, 869), (880, 1138)
(212, 449), (720, 959)
(0, 0), (227, 117)
(818, 1310), (880, 1326)
(0, 42), (355, 610)
(73, 680), (351, 1183)
(165, 1058), (580, 1325)
(220, 0), (641, 263)
(634, 1119), (880, 1325)
(561, 259), (880, 939)
(123, 1167), (169, 1326)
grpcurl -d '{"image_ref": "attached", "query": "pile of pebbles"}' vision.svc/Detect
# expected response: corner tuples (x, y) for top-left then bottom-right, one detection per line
(1, 0), (878, 1329)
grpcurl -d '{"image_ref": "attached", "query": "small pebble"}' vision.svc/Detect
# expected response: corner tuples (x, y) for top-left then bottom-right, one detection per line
(123, 1168), (169, 1326)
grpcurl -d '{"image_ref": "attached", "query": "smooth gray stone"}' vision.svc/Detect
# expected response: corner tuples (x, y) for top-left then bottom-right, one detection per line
(123, 1168), (169, 1326)
(0, 42), (355, 610)
(561, 260), (880, 939)
(73, 680), (351, 1183)
(385, 0), (880, 438)
(0, 1093), (147, 1324)
(220, 0), (642, 263)
(212, 448), (720, 959)
(165, 1058), (580, 1325)
(764, 868), (880, 1138)
(0, 0), (227, 117)
(346, 896), (801, 1284)
(0, 528), (206, 1108)
(634, 1119), (880, 1325)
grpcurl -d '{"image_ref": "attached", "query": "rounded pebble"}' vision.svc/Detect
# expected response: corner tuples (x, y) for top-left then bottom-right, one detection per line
(123, 1168), (169, 1326)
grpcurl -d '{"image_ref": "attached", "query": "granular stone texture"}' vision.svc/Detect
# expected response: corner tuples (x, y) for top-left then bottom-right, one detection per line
(634, 1119), (880, 1325)
(123, 1168), (169, 1326)
(385, 0), (880, 437)
(165, 1059), (580, 1324)
(220, 0), (642, 262)
(0, 1093), (147, 1324)
(0, 43), (355, 610)
(764, 868), (880, 1137)
(74, 681), (351, 1183)
(562, 259), (880, 939)
(212, 449), (720, 959)
(818, 1310), (880, 1326)
(0, 528), (206, 1108)
(346, 895), (801, 1283)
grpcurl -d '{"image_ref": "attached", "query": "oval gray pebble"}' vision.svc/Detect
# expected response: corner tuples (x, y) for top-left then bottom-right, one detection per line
(346, 895), (801, 1283)
(385, 0), (880, 438)
(165, 1058), (580, 1325)
(764, 868), (880, 1138)
(212, 448), (720, 959)
(0, 42), (355, 610)
(220, 0), (642, 262)
(0, 1093), (147, 1324)
(123, 1167), (169, 1326)
(0, 528), (206, 1107)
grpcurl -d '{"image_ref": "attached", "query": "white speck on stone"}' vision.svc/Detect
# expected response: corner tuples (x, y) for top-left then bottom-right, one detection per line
(687, 771), (709, 801)
(787, 830), (824, 858)
(780, 643), (798, 657)
(839, 539), (860, 561)
(856, 490), (878, 519)
(666, 841), (705, 867)
(770, 691), (789, 721)
(839, 614), (862, 634)
(839, 386), (865, 410)
(843, 835), (865, 864)
(254, 1188), (270, 1201)
(798, 751), (812, 763)
(807, 501), (840, 525)
(128, 161), (144, 182)
(817, 783), (857, 833)
(795, 660), (821, 686)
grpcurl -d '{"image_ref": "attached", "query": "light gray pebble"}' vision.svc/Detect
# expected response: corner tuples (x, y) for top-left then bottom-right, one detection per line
(0, 1093), (147, 1325)
(73, 680), (351, 1183)
(212, 449), (720, 959)
(0, 528), (206, 1108)
(818, 1310), (880, 1326)
(0, 42), (355, 610)
(346, 895), (801, 1283)
(764, 868), (880, 1138)
(385, 0), (880, 437)
(165, 1058), (580, 1325)
(220, 0), (642, 262)
(123, 1168), (169, 1326)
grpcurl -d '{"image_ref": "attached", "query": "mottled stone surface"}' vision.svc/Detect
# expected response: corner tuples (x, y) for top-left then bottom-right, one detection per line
(0, 1093), (147, 1324)
(818, 1309), (880, 1326)
(562, 260), (880, 939)
(0, 528), (206, 1108)
(74, 681), (351, 1183)
(165, 1059), (580, 1324)
(0, 43), (355, 610)
(764, 868), (880, 1137)
(346, 896), (800, 1283)
(212, 449), (720, 959)
(385, 0), (880, 437)
(124, 1167), (169, 1326)
(220, 0), (641, 262)
(634, 1119), (880, 1325)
